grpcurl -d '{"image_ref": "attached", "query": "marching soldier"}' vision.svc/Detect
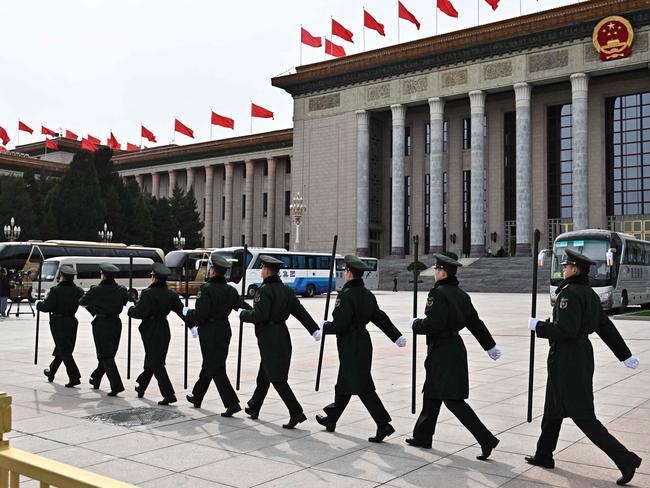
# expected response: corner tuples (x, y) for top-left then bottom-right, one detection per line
(79, 263), (130, 396)
(38, 265), (84, 387)
(186, 255), (251, 416)
(238, 255), (320, 429)
(407, 254), (502, 460)
(127, 263), (185, 406)
(527, 249), (642, 486)
(317, 255), (407, 443)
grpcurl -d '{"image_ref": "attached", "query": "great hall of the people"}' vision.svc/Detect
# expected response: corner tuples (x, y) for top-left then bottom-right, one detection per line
(3, 0), (650, 258)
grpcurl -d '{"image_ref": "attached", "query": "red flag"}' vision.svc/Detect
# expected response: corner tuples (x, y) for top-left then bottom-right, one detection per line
(325, 39), (346, 58)
(45, 139), (58, 151)
(81, 138), (97, 152)
(87, 134), (101, 145)
(251, 103), (274, 119)
(141, 125), (157, 143)
(0, 126), (10, 145)
(211, 112), (235, 129)
(65, 129), (78, 140)
(364, 10), (385, 36)
(18, 121), (33, 134)
(301, 27), (322, 48)
(437, 0), (459, 18)
(126, 142), (140, 152)
(399, 1), (421, 30)
(0, 146), (7, 154)
(332, 18), (354, 43)
(107, 132), (121, 150)
(174, 118), (194, 138)
(41, 125), (57, 137)
(484, 0), (499, 9)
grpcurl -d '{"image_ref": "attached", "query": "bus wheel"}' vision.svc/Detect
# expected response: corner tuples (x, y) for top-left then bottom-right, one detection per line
(27, 287), (36, 303)
(247, 285), (258, 299)
(620, 292), (629, 314)
(304, 284), (316, 298)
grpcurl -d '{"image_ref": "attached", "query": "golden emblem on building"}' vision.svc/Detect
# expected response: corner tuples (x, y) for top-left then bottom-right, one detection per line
(593, 16), (634, 61)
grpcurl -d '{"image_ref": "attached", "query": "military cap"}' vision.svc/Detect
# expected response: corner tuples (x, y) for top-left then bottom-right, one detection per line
(259, 255), (284, 268)
(210, 254), (232, 270)
(99, 263), (120, 275)
(421, 253), (463, 276)
(561, 249), (596, 269)
(152, 262), (172, 278)
(59, 264), (77, 276)
(344, 255), (369, 272)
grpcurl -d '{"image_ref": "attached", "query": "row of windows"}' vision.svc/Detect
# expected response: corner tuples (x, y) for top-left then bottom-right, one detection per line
(221, 191), (293, 220)
(622, 241), (650, 265)
(76, 263), (152, 280)
(222, 159), (291, 180)
(251, 254), (332, 270)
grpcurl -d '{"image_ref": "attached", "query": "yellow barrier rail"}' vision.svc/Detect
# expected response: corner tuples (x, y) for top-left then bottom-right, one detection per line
(0, 392), (137, 488)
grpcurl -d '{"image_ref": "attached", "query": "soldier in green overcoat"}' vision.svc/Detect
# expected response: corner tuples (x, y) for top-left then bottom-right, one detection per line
(238, 255), (320, 429)
(186, 254), (251, 416)
(38, 264), (85, 387)
(79, 263), (130, 396)
(527, 249), (642, 486)
(127, 263), (186, 405)
(317, 255), (407, 443)
(406, 254), (502, 460)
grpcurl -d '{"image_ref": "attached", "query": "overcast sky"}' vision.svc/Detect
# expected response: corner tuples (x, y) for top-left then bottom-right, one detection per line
(1, 0), (583, 149)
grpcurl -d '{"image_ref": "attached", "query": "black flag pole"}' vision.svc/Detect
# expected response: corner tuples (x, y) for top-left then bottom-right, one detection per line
(527, 229), (541, 423)
(184, 259), (190, 389)
(33, 256), (44, 365)
(315, 234), (338, 392)
(411, 235), (419, 414)
(127, 254), (133, 379)
(236, 244), (248, 390)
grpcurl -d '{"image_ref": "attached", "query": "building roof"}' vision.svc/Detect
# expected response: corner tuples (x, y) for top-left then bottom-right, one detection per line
(14, 137), (110, 156)
(0, 151), (66, 175)
(272, 0), (650, 96)
(112, 129), (293, 170)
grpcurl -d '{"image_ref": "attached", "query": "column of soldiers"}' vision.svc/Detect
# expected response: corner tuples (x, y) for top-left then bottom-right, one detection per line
(35, 251), (643, 486)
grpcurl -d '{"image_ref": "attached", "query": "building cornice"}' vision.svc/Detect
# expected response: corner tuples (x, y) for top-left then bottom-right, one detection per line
(0, 153), (66, 174)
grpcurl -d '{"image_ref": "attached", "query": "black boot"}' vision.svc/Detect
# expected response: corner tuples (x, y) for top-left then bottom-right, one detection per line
(221, 404), (241, 418)
(477, 437), (499, 461)
(89, 378), (100, 390)
(245, 406), (259, 420)
(405, 437), (432, 449)
(158, 395), (177, 406)
(283, 412), (307, 429)
(43, 369), (54, 383)
(368, 424), (395, 443)
(316, 414), (336, 433)
(107, 387), (125, 397)
(135, 384), (145, 399)
(525, 455), (555, 469)
(617, 455), (642, 486)
(186, 394), (202, 408)
(65, 379), (81, 388)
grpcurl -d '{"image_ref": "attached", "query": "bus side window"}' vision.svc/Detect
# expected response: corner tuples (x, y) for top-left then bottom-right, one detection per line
(316, 256), (330, 270)
(294, 255), (306, 270)
(133, 265), (151, 279)
(91, 248), (116, 257)
(77, 264), (100, 280)
(65, 247), (92, 256)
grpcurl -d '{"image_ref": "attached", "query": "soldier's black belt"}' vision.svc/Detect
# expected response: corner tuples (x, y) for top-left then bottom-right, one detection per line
(436, 330), (459, 339)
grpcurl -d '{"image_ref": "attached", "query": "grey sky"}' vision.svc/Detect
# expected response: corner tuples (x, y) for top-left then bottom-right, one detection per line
(2, 0), (580, 149)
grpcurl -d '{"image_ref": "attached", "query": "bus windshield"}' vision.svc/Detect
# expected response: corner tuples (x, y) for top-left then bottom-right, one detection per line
(37, 262), (59, 282)
(551, 238), (612, 287)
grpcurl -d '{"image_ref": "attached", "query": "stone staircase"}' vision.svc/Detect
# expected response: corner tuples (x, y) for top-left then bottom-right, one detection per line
(379, 256), (551, 293)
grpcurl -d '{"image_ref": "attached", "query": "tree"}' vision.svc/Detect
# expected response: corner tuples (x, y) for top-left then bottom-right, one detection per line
(169, 186), (204, 249)
(0, 175), (36, 240)
(125, 181), (154, 246)
(151, 197), (174, 252)
(93, 148), (128, 241)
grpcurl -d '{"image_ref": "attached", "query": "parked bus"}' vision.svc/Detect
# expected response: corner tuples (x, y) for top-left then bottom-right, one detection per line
(164, 248), (215, 297)
(0, 240), (163, 302)
(540, 229), (650, 312)
(335, 257), (379, 291)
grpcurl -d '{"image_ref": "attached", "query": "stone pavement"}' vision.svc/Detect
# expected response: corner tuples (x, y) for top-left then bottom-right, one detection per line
(1, 291), (649, 487)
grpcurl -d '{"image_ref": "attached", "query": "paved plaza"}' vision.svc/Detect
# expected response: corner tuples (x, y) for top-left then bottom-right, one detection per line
(1, 291), (649, 487)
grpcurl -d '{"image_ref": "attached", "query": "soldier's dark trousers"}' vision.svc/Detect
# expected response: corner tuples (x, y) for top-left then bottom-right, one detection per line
(136, 365), (174, 398)
(192, 366), (239, 408)
(536, 415), (637, 470)
(49, 352), (80, 382)
(323, 392), (391, 427)
(91, 359), (124, 392)
(413, 397), (494, 446)
(248, 365), (302, 417)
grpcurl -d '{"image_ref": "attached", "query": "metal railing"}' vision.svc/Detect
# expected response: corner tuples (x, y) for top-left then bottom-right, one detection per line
(547, 219), (574, 248)
(608, 216), (650, 241)
(0, 392), (136, 488)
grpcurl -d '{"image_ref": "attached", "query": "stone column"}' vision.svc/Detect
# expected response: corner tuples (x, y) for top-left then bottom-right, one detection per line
(204, 165), (214, 247)
(224, 162), (234, 247)
(469, 90), (486, 257)
(266, 157), (277, 247)
(151, 172), (160, 199)
(135, 174), (144, 189)
(390, 104), (407, 257)
(571, 73), (589, 231)
(356, 110), (370, 256)
(168, 170), (177, 198)
(186, 167), (195, 191)
(244, 160), (254, 245)
(428, 97), (445, 254)
(514, 82), (532, 256)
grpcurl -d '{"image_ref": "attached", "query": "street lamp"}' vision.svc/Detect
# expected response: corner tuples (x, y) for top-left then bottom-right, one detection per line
(173, 230), (186, 250)
(3, 217), (21, 241)
(289, 192), (306, 251)
(98, 223), (113, 243)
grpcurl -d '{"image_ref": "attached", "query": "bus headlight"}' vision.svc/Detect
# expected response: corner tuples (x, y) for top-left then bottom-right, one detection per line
(599, 291), (612, 302)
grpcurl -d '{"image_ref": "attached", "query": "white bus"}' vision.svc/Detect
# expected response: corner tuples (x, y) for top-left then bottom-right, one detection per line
(542, 229), (650, 312)
(335, 257), (379, 291)
(37, 256), (155, 297)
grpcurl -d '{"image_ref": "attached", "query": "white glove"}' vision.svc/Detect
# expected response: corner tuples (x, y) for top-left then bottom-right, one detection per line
(487, 346), (501, 361)
(528, 317), (542, 331)
(182, 306), (190, 316)
(125, 301), (135, 310)
(190, 326), (198, 338)
(395, 336), (407, 348)
(624, 356), (639, 369)
(408, 318), (418, 329)
(319, 319), (327, 329)
(312, 330), (322, 342)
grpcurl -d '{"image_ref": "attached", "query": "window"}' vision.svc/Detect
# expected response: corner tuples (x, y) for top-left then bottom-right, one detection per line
(293, 255), (306, 269)
(285, 191), (291, 216)
(241, 235), (245, 245)
(443, 120), (449, 153)
(504, 111), (517, 222)
(262, 234), (267, 247)
(315, 256), (330, 269)
(76, 264), (100, 280)
(424, 123), (431, 154)
(443, 171), (448, 251)
(263, 160), (268, 176)
(241, 194), (246, 219)
(404, 176), (411, 255)
(263, 192), (268, 217)
(221, 236), (225, 247)
(424, 173), (430, 252)
(222, 196), (226, 220)
(462, 170), (471, 257)
(405, 127), (412, 156)
(547, 104), (573, 219)
(286, 158), (291, 174)
(463, 118), (471, 150)
(284, 233), (290, 250)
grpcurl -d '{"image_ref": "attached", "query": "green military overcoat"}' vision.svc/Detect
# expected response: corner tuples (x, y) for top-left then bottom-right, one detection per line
(37, 281), (85, 359)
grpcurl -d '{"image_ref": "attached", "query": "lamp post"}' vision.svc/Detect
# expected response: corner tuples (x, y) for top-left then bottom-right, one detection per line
(98, 223), (113, 243)
(3, 217), (21, 241)
(173, 230), (186, 250)
(289, 192), (306, 251)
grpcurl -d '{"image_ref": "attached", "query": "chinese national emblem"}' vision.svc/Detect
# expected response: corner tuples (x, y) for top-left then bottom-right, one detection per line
(593, 16), (634, 61)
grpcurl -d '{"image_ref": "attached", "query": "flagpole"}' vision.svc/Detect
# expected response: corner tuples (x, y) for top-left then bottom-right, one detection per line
(172, 119), (175, 144)
(17, 121), (20, 147)
(397, 1), (401, 44)
(250, 101), (253, 135)
(477, 0), (480, 26)
(363, 7), (366, 52)
(140, 123), (143, 149)
(300, 24), (303, 66)
(436, 8), (439, 35)
(210, 112), (213, 141)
